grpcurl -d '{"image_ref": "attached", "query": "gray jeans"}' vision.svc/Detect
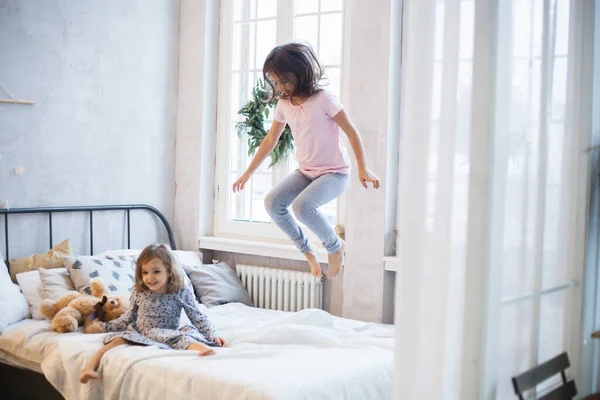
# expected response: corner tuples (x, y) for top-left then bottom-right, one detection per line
(264, 169), (349, 254)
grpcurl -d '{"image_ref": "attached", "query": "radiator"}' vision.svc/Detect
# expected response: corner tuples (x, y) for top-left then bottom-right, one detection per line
(236, 264), (324, 311)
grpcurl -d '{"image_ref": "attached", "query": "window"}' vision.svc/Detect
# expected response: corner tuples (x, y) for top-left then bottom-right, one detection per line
(215, 0), (345, 242)
(495, 1), (577, 398)
(395, 0), (588, 397)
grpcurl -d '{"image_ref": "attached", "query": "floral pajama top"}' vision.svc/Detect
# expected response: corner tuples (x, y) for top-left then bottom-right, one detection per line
(101, 285), (217, 350)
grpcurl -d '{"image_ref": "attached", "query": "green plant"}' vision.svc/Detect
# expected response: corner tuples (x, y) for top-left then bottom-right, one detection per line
(235, 79), (294, 168)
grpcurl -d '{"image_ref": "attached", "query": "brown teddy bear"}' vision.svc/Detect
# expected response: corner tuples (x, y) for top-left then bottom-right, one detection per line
(40, 279), (129, 333)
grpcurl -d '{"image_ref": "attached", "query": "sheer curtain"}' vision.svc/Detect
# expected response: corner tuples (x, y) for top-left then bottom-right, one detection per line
(393, 0), (594, 399)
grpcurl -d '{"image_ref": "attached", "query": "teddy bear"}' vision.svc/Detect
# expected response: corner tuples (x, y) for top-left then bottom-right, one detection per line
(39, 279), (129, 333)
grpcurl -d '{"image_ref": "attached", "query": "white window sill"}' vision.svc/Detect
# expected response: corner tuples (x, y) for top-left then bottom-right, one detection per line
(198, 236), (329, 264)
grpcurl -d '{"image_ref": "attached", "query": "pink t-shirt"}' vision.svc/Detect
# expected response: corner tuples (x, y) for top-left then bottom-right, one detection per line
(273, 90), (350, 178)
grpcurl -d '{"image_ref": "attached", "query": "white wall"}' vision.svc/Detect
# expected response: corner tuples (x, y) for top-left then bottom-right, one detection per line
(174, 0), (219, 251)
(0, 0), (180, 257)
(340, 0), (395, 323)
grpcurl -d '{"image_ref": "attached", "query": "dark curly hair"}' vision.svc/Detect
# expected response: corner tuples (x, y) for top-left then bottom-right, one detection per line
(263, 42), (327, 101)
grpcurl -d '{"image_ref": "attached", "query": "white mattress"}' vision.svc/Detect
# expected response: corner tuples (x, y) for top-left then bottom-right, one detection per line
(1, 304), (395, 400)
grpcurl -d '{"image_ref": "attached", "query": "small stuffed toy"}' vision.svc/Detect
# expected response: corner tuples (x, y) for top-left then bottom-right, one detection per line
(39, 279), (129, 333)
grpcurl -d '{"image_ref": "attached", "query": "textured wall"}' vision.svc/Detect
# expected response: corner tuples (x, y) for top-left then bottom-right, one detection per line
(174, 0), (219, 251)
(0, 0), (180, 257)
(341, 0), (394, 323)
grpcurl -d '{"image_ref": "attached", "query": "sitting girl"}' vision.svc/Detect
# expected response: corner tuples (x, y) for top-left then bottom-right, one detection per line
(80, 243), (227, 383)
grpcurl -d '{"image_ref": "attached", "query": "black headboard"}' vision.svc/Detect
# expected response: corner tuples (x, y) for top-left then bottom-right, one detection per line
(0, 204), (176, 266)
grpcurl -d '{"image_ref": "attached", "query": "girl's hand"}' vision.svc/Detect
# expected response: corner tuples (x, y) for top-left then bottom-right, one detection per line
(214, 337), (228, 347)
(359, 168), (380, 189)
(232, 172), (251, 193)
(85, 320), (105, 334)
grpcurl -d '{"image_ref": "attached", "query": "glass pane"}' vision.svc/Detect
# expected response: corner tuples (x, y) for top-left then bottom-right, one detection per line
(497, 300), (535, 400)
(501, 58), (542, 300)
(325, 67), (341, 98)
(255, 20), (277, 69)
(233, 22), (256, 71)
(550, 57), (567, 120)
(295, 0), (319, 14)
(453, 60), (473, 246)
(542, 122), (566, 289)
(546, 122), (564, 186)
(230, 72), (254, 121)
(230, 125), (242, 172)
(294, 15), (319, 51)
(512, 0), (543, 58)
(554, 0), (570, 56)
(234, 0), (256, 21)
(320, 0), (343, 12)
(432, 62), (442, 121)
(230, 174), (246, 220)
(256, 0), (276, 18)
(251, 173), (272, 222)
(539, 293), (568, 358)
(434, 2), (445, 62)
(459, 1), (474, 59)
(319, 13), (342, 65)
(512, 0), (531, 58)
(428, 121), (440, 183)
(538, 291), (570, 393)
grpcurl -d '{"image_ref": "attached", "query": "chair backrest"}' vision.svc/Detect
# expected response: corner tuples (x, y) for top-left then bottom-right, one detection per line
(512, 352), (577, 400)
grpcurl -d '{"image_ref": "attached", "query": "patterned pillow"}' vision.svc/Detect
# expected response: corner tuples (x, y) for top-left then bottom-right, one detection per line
(9, 239), (72, 283)
(64, 255), (136, 296)
(98, 249), (142, 262)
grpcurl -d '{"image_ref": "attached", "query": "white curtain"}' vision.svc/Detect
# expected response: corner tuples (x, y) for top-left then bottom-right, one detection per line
(393, 0), (595, 399)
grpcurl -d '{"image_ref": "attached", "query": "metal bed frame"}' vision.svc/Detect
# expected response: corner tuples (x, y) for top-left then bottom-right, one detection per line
(1, 204), (177, 267)
(0, 204), (177, 400)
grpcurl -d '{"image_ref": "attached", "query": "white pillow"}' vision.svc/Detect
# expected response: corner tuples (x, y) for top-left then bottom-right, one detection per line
(0, 254), (30, 330)
(64, 255), (136, 296)
(38, 267), (76, 300)
(173, 250), (204, 274)
(15, 270), (44, 320)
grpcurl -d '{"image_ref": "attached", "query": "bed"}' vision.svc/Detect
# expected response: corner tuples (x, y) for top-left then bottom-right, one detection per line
(0, 204), (394, 400)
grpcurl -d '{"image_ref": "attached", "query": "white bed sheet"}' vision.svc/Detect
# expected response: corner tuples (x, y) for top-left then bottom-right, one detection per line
(2, 304), (395, 400)
(0, 318), (63, 372)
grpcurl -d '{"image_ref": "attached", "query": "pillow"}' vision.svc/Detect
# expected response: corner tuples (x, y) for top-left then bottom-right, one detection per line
(9, 239), (72, 282)
(15, 270), (44, 320)
(0, 253), (30, 330)
(38, 267), (76, 300)
(188, 262), (253, 308)
(98, 249), (142, 262)
(97, 248), (195, 293)
(64, 255), (135, 296)
(173, 250), (204, 274)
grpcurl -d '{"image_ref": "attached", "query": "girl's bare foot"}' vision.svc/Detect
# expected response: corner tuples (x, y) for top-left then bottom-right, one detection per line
(80, 369), (99, 383)
(198, 348), (215, 356)
(304, 251), (322, 277)
(187, 342), (215, 356)
(328, 240), (345, 279)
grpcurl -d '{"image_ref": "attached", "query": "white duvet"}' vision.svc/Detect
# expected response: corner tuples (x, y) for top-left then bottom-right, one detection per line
(41, 303), (394, 400)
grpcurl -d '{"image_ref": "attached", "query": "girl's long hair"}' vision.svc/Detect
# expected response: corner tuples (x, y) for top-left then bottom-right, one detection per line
(134, 244), (185, 293)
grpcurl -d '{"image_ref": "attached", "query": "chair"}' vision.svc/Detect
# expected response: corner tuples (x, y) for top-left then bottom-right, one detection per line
(512, 352), (577, 400)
